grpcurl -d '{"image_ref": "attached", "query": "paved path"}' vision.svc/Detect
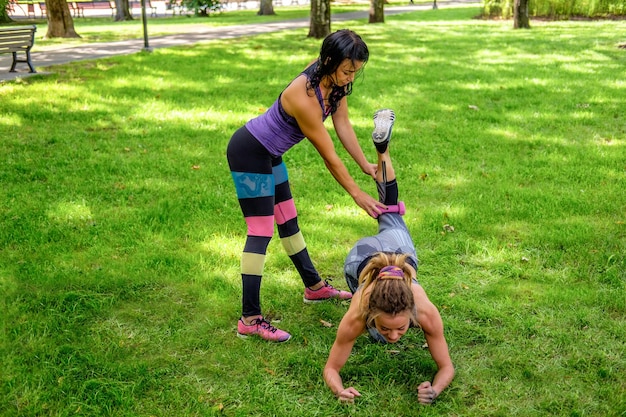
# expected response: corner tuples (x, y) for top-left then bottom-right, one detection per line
(1, 1), (477, 82)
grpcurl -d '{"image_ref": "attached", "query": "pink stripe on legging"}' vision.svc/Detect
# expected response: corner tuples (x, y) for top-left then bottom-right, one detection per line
(274, 199), (297, 225)
(245, 215), (274, 237)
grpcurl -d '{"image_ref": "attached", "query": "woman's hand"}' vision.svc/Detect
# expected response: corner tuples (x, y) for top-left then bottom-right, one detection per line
(362, 162), (377, 179)
(337, 387), (361, 403)
(353, 189), (386, 218)
(417, 381), (438, 405)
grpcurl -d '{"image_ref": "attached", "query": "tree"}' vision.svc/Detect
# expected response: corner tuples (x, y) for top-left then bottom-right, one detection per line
(114, 0), (133, 21)
(1, 0), (12, 23)
(257, 0), (274, 15)
(513, 0), (530, 28)
(45, 0), (80, 38)
(369, 0), (384, 23)
(308, 0), (330, 38)
(182, 0), (224, 16)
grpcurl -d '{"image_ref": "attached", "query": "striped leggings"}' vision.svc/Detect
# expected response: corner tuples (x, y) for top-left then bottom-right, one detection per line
(226, 126), (322, 317)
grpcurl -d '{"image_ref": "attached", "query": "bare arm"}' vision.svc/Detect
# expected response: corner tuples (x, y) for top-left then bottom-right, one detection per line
(413, 285), (455, 404)
(331, 98), (377, 179)
(323, 300), (366, 402)
(281, 76), (383, 217)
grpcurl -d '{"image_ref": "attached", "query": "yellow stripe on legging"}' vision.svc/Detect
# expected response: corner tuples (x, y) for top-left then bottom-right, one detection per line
(280, 231), (306, 256)
(241, 252), (265, 276)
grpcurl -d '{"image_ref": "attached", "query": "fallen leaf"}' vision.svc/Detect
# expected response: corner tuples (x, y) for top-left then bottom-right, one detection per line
(320, 319), (333, 328)
(192, 165), (201, 170)
(468, 105), (479, 111)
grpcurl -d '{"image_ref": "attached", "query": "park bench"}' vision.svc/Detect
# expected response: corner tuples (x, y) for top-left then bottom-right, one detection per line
(37, 2), (47, 17)
(67, 2), (83, 17)
(0, 25), (37, 73)
(7, 1), (38, 18)
(72, 0), (116, 18)
(15, 1), (45, 18)
(223, 0), (248, 9)
(130, 0), (157, 16)
(165, 0), (187, 15)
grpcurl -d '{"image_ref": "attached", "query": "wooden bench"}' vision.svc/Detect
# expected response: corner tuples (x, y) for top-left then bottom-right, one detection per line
(130, 0), (157, 17)
(225, 0), (249, 9)
(72, 1), (116, 17)
(0, 25), (37, 73)
(37, 2), (47, 17)
(67, 2), (83, 17)
(165, 0), (186, 15)
(5, 0), (18, 14)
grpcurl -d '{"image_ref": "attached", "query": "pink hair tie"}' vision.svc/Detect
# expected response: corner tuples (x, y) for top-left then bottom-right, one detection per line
(377, 265), (404, 280)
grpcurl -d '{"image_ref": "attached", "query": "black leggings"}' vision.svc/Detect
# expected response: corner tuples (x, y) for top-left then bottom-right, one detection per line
(226, 126), (322, 317)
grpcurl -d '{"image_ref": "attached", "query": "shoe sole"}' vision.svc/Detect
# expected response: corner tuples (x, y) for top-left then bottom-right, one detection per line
(372, 109), (395, 143)
(303, 296), (352, 304)
(236, 331), (291, 343)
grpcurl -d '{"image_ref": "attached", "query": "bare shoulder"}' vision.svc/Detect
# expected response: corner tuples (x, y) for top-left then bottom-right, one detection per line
(336, 290), (366, 340)
(281, 75), (318, 115)
(412, 282), (443, 331)
(411, 281), (432, 304)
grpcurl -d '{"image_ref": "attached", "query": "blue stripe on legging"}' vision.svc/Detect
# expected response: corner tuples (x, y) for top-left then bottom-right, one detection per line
(272, 162), (288, 185)
(231, 171), (275, 199)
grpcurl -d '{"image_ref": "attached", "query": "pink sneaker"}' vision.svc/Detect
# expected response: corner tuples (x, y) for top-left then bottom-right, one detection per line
(237, 317), (291, 343)
(304, 281), (353, 304)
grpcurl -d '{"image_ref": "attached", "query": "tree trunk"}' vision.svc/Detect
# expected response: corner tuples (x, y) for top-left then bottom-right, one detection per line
(45, 0), (80, 38)
(258, 0), (274, 15)
(308, 0), (330, 39)
(114, 0), (133, 20)
(513, 0), (530, 29)
(369, 0), (384, 23)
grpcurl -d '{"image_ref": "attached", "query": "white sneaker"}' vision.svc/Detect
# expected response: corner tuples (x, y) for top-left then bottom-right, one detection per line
(372, 109), (395, 152)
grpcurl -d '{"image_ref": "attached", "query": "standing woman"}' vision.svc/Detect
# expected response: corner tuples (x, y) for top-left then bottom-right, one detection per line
(227, 29), (387, 342)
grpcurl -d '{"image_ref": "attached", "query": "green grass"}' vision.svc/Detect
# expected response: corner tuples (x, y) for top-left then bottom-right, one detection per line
(1, 5), (625, 416)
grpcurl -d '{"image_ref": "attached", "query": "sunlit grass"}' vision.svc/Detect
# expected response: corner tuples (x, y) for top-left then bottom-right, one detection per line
(1, 5), (625, 417)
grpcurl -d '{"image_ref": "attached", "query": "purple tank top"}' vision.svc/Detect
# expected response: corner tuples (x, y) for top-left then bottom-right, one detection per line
(245, 64), (330, 157)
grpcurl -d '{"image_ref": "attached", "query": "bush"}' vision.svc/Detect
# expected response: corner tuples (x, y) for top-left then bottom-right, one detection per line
(482, 0), (513, 18)
(481, 0), (626, 19)
(182, 0), (224, 16)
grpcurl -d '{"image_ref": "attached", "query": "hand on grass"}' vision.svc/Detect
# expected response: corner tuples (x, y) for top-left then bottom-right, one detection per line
(337, 387), (361, 403)
(417, 381), (438, 405)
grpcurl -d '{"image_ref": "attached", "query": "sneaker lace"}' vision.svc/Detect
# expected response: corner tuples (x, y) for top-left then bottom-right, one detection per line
(256, 318), (278, 333)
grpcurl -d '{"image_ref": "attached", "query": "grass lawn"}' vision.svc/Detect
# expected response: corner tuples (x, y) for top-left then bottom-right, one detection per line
(1, 5), (625, 417)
